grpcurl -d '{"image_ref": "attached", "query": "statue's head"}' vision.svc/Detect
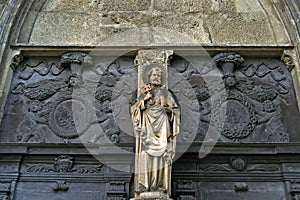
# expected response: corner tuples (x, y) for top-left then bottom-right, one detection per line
(68, 73), (82, 87)
(147, 67), (162, 86)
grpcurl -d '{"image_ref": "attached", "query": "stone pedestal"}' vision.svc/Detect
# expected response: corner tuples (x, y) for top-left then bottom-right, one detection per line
(131, 191), (172, 200)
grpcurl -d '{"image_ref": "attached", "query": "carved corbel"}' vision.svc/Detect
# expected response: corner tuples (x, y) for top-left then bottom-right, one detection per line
(213, 52), (244, 87)
(53, 181), (69, 192)
(9, 53), (23, 71)
(60, 52), (94, 87)
(234, 182), (248, 192)
(281, 50), (296, 72)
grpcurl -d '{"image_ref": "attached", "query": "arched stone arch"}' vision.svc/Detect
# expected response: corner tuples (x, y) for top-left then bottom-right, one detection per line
(1, 1), (300, 200)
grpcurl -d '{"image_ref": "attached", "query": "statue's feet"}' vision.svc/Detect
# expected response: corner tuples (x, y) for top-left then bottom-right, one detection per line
(138, 191), (171, 200)
(157, 187), (167, 193)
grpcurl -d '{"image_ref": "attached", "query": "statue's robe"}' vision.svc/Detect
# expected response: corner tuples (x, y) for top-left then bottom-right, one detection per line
(131, 88), (180, 196)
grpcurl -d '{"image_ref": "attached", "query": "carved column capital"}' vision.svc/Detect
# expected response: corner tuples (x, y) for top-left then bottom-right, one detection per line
(134, 49), (173, 66)
(134, 49), (173, 96)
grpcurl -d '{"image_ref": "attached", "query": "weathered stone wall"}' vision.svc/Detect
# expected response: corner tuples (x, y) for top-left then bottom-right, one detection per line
(2, 53), (299, 144)
(0, 0), (25, 126)
(1, 1), (300, 200)
(0, 0), (297, 124)
(19, 0), (290, 46)
(276, 0), (300, 109)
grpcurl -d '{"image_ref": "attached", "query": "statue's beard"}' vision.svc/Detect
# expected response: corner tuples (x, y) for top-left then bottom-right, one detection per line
(150, 80), (161, 85)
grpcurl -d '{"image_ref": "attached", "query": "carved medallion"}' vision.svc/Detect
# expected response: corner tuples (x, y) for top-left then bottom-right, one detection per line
(48, 96), (91, 139)
(54, 155), (74, 172)
(231, 157), (247, 171)
(211, 92), (257, 141)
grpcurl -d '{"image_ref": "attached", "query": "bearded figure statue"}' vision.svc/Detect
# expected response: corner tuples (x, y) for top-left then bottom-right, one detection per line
(131, 65), (180, 199)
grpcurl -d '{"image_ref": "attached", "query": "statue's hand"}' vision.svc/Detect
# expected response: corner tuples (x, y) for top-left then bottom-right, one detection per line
(163, 153), (172, 165)
(134, 126), (141, 132)
(140, 131), (146, 137)
(167, 135), (173, 142)
(144, 92), (152, 101)
(163, 105), (172, 113)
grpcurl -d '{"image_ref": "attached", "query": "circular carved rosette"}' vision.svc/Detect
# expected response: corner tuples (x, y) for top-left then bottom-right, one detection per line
(231, 157), (247, 171)
(48, 96), (92, 139)
(211, 93), (257, 141)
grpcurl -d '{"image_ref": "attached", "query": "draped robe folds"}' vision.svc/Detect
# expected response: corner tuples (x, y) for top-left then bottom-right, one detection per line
(131, 88), (180, 196)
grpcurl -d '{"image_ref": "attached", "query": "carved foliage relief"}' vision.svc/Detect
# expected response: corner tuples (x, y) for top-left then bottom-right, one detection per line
(210, 53), (298, 142)
(23, 155), (103, 174)
(0, 52), (299, 143)
(0, 52), (133, 143)
(167, 52), (300, 143)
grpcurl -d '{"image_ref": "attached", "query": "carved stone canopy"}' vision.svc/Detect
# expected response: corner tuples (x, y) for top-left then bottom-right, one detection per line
(135, 49), (173, 96)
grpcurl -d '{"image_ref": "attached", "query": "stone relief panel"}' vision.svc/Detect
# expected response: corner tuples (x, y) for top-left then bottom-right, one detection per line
(0, 52), (137, 144)
(195, 182), (286, 200)
(192, 52), (300, 143)
(0, 52), (299, 144)
(172, 154), (287, 200)
(22, 155), (103, 174)
(14, 181), (105, 200)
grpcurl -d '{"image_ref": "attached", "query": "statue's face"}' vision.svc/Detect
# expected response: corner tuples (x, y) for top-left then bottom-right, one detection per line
(149, 70), (161, 85)
(69, 76), (77, 86)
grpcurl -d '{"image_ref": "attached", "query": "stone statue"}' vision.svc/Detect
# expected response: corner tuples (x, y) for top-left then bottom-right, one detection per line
(131, 53), (180, 199)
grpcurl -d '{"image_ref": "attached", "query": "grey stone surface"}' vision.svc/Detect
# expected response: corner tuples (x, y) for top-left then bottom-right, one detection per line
(0, 1), (300, 200)
(206, 12), (275, 44)
(0, 52), (299, 199)
(26, 0), (290, 46)
(1, 53), (299, 144)
(43, 0), (151, 12)
(0, 144), (300, 199)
